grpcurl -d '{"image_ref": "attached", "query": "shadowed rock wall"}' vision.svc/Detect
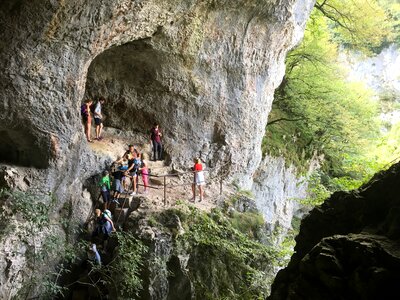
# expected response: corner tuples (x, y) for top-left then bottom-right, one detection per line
(269, 162), (400, 300)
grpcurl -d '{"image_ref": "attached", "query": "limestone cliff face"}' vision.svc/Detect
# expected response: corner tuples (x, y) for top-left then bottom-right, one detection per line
(252, 155), (308, 235)
(269, 162), (400, 300)
(0, 0), (314, 297)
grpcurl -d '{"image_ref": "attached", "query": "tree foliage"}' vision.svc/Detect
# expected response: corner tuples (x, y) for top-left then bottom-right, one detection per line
(315, 0), (394, 52)
(264, 10), (380, 178)
(263, 0), (400, 204)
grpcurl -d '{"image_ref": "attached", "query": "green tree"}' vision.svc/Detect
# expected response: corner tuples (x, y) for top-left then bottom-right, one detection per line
(315, 0), (394, 52)
(264, 10), (380, 177)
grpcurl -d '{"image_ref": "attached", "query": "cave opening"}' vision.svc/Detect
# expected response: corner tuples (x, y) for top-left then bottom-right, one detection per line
(0, 128), (49, 169)
(84, 38), (179, 139)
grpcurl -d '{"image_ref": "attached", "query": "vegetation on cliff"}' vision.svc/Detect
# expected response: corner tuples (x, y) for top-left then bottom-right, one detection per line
(264, 0), (400, 205)
(157, 203), (281, 299)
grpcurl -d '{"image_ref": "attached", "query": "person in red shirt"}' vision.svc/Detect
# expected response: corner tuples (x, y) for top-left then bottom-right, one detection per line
(150, 123), (163, 161)
(192, 158), (205, 202)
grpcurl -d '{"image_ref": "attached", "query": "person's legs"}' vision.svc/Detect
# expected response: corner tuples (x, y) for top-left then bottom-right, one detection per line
(191, 183), (196, 201)
(99, 122), (104, 139)
(198, 185), (204, 202)
(143, 176), (148, 192)
(152, 140), (157, 160)
(131, 176), (137, 194)
(85, 121), (91, 141)
(157, 142), (163, 160)
(95, 118), (101, 139)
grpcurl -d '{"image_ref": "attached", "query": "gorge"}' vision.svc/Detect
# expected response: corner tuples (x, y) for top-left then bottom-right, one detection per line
(1, 0), (399, 299)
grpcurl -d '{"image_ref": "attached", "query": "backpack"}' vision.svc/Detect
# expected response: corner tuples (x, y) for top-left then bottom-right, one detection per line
(81, 104), (88, 117)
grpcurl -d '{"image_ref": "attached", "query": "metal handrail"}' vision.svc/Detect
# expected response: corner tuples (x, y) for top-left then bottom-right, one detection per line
(131, 170), (218, 205)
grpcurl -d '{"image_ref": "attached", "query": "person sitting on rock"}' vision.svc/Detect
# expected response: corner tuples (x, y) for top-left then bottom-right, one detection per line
(191, 158), (205, 202)
(99, 170), (111, 209)
(150, 123), (163, 161)
(81, 99), (93, 142)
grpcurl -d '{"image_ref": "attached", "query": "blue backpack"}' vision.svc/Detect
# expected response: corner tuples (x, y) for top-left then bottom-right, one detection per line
(81, 104), (88, 117)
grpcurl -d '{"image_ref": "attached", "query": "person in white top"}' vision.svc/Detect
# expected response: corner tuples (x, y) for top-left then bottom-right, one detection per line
(94, 97), (106, 140)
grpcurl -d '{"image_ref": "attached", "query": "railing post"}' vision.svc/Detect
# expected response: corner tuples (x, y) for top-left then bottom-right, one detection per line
(163, 176), (166, 206)
(220, 178), (222, 195)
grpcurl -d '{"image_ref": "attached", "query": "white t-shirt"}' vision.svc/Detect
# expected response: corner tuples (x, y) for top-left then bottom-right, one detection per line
(94, 102), (101, 119)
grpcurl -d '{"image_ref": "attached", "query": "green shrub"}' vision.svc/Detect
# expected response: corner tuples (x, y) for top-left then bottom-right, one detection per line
(108, 232), (148, 298)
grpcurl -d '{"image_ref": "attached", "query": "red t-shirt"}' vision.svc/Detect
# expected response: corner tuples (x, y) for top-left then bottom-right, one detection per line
(194, 163), (203, 171)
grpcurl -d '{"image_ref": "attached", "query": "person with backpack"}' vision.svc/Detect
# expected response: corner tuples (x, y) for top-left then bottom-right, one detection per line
(81, 99), (93, 142)
(150, 123), (163, 161)
(93, 97), (106, 141)
(99, 170), (111, 209)
(92, 209), (116, 250)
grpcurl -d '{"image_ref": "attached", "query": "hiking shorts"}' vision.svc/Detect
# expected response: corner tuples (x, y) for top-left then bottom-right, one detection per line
(101, 190), (111, 203)
(94, 118), (102, 126)
(113, 179), (123, 193)
(194, 171), (205, 186)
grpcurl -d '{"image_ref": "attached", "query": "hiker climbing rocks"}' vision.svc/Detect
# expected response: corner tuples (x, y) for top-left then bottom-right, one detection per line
(150, 123), (163, 161)
(92, 209), (116, 250)
(192, 158), (205, 202)
(94, 97), (105, 141)
(111, 163), (125, 203)
(81, 99), (93, 142)
(120, 146), (142, 196)
(88, 244), (102, 266)
(99, 170), (111, 209)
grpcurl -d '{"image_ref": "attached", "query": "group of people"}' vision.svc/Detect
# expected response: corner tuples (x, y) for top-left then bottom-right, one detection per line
(80, 97), (206, 263)
(98, 144), (150, 211)
(81, 97), (106, 143)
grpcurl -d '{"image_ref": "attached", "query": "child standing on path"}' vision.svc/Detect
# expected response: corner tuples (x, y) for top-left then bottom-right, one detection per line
(140, 160), (149, 194)
(99, 170), (111, 209)
(191, 158), (205, 202)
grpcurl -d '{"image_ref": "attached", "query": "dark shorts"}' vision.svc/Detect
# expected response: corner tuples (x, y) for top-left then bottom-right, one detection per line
(101, 190), (111, 203)
(113, 179), (123, 193)
(94, 118), (102, 126)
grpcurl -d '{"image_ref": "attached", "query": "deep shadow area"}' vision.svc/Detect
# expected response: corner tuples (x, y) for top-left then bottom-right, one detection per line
(0, 128), (49, 168)
(85, 38), (168, 133)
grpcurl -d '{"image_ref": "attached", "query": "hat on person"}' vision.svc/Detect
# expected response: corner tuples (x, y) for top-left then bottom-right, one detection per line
(102, 170), (109, 176)
(104, 209), (112, 218)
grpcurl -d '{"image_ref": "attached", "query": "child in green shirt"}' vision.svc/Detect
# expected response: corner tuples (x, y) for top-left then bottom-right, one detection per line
(99, 170), (111, 209)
